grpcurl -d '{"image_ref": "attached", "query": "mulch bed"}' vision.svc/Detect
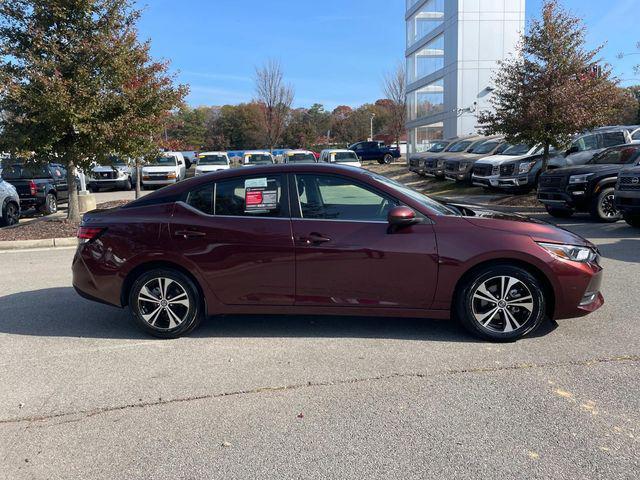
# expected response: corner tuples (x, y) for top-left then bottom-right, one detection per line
(0, 200), (130, 242)
(489, 193), (542, 208)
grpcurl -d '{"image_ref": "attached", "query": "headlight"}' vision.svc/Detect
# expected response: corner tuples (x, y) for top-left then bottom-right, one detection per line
(117, 170), (127, 178)
(167, 172), (177, 179)
(537, 242), (597, 263)
(569, 173), (593, 184)
(518, 161), (536, 174)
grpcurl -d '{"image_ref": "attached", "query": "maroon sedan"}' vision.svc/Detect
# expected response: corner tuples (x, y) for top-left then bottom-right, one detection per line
(73, 164), (603, 341)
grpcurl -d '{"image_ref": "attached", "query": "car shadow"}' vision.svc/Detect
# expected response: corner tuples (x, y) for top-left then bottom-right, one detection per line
(0, 287), (557, 342)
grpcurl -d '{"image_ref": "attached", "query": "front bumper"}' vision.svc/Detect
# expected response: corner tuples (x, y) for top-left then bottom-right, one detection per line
(614, 190), (640, 214)
(444, 170), (472, 182)
(89, 179), (130, 189)
(497, 175), (531, 189)
(472, 175), (499, 188)
(142, 178), (178, 186)
(538, 185), (590, 210)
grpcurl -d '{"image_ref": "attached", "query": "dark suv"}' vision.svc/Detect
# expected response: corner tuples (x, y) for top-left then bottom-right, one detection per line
(2, 162), (72, 215)
(408, 139), (453, 174)
(349, 141), (401, 164)
(443, 137), (508, 183)
(538, 144), (640, 222)
(614, 165), (640, 227)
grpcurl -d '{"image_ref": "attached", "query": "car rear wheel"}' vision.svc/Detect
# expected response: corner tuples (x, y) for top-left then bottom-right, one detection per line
(382, 154), (394, 165)
(590, 187), (621, 223)
(1, 201), (20, 227)
(623, 213), (640, 228)
(545, 205), (573, 218)
(455, 265), (546, 342)
(40, 193), (57, 215)
(128, 269), (203, 338)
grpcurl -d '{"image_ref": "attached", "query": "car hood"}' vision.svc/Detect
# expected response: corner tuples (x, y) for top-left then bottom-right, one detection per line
(545, 164), (623, 176)
(196, 164), (230, 171)
(142, 166), (177, 173)
(93, 165), (129, 172)
(448, 203), (592, 247)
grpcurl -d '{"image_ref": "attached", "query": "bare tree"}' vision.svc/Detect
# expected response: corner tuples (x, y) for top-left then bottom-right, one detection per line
(254, 60), (294, 150)
(382, 63), (407, 150)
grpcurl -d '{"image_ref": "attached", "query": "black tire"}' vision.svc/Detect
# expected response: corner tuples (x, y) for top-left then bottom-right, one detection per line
(40, 193), (57, 215)
(125, 177), (133, 191)
(545, 205), (573, 218)
(590, 187), (621, 223)
(623, 213), (640, 228)
(455, 265), (546, 342)
(128, 268), (203, 339)
(1, 201), (20, 227)
(383, 154), (394, 165)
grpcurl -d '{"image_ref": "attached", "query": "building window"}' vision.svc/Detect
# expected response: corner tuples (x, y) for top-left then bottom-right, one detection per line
(406, 0), (444, 48)
(408, 78), (444, 120)
(407, 34), (444, 83)
(411, 123), (444, 153)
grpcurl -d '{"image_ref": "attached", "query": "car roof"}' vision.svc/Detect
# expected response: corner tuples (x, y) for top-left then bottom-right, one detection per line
(244, 150), (273, 155)
(321, 149), (355, 153)
(199, 151), (228, 156)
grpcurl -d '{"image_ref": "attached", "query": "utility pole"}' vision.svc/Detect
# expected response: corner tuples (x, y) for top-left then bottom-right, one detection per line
(369, 113), (376, 141)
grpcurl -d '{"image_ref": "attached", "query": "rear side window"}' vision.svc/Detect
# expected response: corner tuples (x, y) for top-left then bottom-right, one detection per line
(601, 132), (626, 148)
(215, 175), (286, 218)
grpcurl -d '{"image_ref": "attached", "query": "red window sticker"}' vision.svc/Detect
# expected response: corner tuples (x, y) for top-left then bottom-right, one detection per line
(245, 190), (263, 206)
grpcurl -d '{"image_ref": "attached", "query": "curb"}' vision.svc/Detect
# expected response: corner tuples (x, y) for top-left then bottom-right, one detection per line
(0, 237), (77, 251)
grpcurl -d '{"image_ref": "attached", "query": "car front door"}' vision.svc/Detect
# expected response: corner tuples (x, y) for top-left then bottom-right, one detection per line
(290, 173), (439, 309)
(171, 173), (295, 306)
(49, 165), (69, 200)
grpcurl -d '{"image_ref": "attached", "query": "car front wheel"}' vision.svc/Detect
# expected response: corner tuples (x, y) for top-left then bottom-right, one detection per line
(455, 265), (546, 342)
(128, 269), (203, 338)
(1, 201), (20, 226)
(590, 187), (621, 223)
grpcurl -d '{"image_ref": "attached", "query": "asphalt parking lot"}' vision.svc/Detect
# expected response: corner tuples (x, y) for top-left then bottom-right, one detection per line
(1, 213), (639, 479)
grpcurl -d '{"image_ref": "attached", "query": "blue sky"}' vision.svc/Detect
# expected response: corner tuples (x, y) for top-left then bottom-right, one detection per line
(136, 0), (639, 110)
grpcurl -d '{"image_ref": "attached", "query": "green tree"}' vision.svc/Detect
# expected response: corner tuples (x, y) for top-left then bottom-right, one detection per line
(0, 0), (186, 218)
(478, 0), (626, 171)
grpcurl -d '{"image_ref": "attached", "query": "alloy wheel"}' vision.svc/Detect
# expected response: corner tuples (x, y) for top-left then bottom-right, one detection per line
(600, 193), (618, 218)
(137, 277), (191, 330)
(6, 203), (19, 225)
(471, 275), (534, 333)
(47, 194), (57, 213)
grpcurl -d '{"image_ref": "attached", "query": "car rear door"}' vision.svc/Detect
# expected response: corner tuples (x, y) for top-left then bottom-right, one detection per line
(289, 173), (438, 309)
(170, 173), (295, 306)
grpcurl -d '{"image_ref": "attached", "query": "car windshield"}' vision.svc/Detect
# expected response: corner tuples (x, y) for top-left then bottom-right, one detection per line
(246, 154), (273, 164)
(1, 164), (50, 179)
(365, 171), (459, 216)
(334, 152), (359, 162)
(446, 141), (473, 153)
(286, 153), (316, 163)
(428, 141), (450, 153)
(469, 141), (501, 155)
(198, 155), (228, 165)
(501, 144), (533, 156)
(149, 156), (177, 166)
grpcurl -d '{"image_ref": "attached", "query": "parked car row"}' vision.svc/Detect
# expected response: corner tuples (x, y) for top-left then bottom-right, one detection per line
(409, 125), (640, 194)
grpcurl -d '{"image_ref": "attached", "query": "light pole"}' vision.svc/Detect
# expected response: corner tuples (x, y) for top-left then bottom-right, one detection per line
(369, 113), (376, 141)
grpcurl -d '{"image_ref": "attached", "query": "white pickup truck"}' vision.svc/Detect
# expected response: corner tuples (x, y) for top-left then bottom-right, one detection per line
(141, 152), (187, 189)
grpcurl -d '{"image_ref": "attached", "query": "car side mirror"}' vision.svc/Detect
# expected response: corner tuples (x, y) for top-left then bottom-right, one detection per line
(566, 146), (579, 156)
(387, 206), (420, 233)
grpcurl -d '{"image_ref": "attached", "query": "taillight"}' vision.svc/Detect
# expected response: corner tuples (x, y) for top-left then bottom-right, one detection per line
(77, 226), (105, 243)
(29, 180), (37, 196)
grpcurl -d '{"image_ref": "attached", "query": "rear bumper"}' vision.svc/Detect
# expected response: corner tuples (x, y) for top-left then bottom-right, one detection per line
(72, 246), (124, 308)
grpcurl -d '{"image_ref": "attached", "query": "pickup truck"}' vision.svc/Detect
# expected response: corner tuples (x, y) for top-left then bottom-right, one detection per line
(2, 163), (72, 215)
(348, 141), (401, 164)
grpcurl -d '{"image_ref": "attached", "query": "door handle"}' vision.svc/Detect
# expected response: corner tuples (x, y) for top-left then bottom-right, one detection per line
(174, 230), (206, 239)
(298, 232), (331, 245)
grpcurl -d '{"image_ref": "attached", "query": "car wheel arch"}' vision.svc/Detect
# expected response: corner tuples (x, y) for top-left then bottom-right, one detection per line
(120, 260), (208, 314)
(451, 258), (556, 320)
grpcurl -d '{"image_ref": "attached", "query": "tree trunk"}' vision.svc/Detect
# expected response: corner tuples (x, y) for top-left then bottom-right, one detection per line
(66, 158), (81, 222)
(135, 160), (141, 199)
(541, 143), (550, 172)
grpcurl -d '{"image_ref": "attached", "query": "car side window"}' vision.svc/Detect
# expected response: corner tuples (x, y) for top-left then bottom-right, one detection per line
(186, 183), (214, 215)
(295, 174), (398, 222)
(601, 132), (626, 148)
(215, 175), (286, 218)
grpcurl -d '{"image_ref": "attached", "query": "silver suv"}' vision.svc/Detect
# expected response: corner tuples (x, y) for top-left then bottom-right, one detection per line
(0, 175), (20, 227)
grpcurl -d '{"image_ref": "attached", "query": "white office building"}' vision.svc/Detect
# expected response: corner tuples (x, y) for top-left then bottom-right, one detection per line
(405, 0), (525, 153)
